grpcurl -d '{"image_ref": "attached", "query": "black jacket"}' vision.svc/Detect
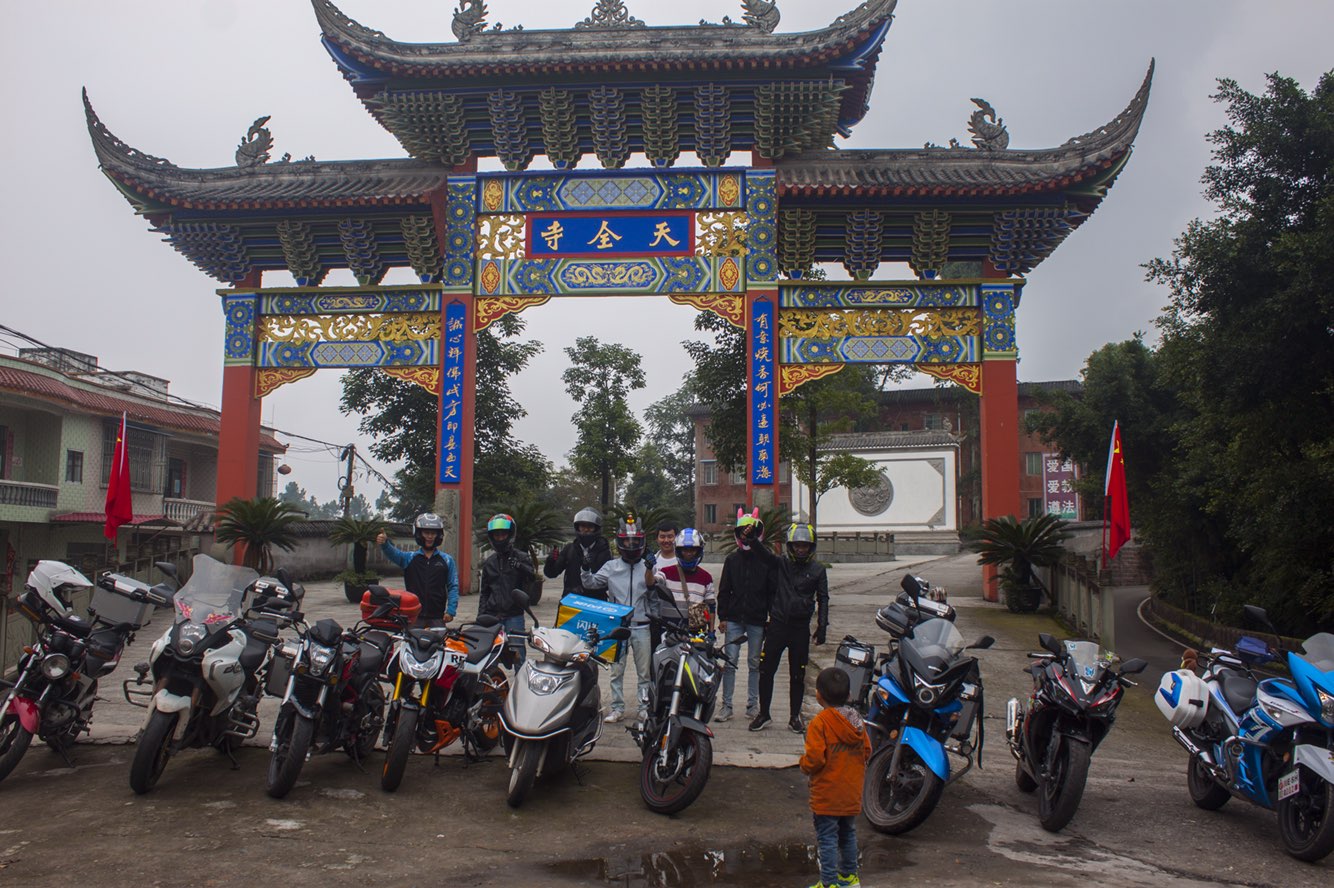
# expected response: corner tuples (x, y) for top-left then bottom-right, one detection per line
(544, 537), (613, 600)
(478, 550), (536, 620)
(771, 558), (829, 627)
(717, 545), (779, 626)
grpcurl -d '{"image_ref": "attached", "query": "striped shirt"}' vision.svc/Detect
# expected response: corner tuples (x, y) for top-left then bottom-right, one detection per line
(658, 565), (716, 630)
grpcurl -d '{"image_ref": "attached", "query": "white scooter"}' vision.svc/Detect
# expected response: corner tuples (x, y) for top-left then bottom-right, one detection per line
(499, 590), (629, 808)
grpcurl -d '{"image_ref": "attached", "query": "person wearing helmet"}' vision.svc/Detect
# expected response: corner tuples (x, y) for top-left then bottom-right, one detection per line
(716, 507), (780, 723)
(582, 516), (661, 723)
(377, 513), (458, 626)
(544, 507), (612, 601)
(751, 524), (830, 734)
(478, 514), (536, 664)
(655, 528), (716, 635)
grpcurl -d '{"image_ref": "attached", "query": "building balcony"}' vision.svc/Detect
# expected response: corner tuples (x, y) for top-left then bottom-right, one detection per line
(164, 497), (214, 527)
(0, 480), (59, 509)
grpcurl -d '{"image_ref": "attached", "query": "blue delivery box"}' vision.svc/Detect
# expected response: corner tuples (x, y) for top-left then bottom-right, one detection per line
(555, 594), (634, 661)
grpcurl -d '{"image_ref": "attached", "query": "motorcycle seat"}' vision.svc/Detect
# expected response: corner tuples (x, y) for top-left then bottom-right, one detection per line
(84, 625), (132, 677)
(52, 613), (93, 638)
(462, 624), (503, 664)
(1220, 672), (1258, 715)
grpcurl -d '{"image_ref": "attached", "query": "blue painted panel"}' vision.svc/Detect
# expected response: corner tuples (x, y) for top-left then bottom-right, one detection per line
(749, 298), (777, 486)
(528, 213), (694, 258)
(439, 301), (467, 486)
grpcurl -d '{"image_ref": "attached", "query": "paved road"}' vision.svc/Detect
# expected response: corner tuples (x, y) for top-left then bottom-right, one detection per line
(0, 554), (1326, 886)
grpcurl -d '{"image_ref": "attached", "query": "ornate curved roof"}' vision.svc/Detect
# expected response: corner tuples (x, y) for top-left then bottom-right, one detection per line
(777, 61), (1154, 198)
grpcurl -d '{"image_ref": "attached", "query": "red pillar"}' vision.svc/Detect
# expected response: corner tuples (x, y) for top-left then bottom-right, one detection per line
(217, 273), (263, 510)
(979, 269), (1021, 602)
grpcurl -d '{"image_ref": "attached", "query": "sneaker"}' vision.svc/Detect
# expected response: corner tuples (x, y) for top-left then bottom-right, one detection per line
(837, 875), (861, 887)
(806, 882), (834, 888)
(748, 713), (772, 732)
(746, 704), (759, 719)
(789, 715), (806, 734)
(603, 710), (624, 724)
(716, 706), (734, 723)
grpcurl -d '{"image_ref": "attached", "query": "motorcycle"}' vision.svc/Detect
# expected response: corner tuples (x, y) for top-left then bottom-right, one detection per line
(376, 586), (511, 793)
(1157, 606), (1334, 862)
(0, 562), (173, 781)
(1006, 633), (1147, 831)
(861, 609), (994, 835)
(264, 603), (390, 798)
(631, 590), (733, 815)
(501, 590), (630, 808)
(123, 555), (294, 794)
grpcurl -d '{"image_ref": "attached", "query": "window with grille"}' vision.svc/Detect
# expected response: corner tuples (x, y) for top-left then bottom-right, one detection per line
(1027, 498), (1044, 518)
(700, 460), (717, 486)
(102, 421), (163, 492)
(66, 450), (84, 484)
(704, 504), (717, 524)
(1024, 452), (1043, 476)
(166, 458), (186, 498)
(0, 425), (8, 479)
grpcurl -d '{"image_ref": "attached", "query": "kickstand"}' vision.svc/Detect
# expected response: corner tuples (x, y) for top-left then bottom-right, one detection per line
(54, 743), (75, 769)
(572, 761), (587, 786)
(225, 746), (241, 770)
(434, 751), (442, 768)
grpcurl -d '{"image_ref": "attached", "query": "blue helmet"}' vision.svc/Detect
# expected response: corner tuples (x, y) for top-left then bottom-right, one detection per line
(675, 528), (705, 571)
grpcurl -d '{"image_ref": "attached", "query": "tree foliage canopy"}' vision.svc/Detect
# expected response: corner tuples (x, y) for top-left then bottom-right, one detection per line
(561, 336), (645, 510)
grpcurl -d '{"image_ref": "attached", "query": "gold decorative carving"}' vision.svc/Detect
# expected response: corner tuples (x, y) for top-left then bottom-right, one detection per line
(382, 366), (442, 396)
(777, 308), (980, 340)
(474, 296), (552, 332)
(482, 178), (505, 213)
(258, 313), (440, 343)
(480, 261), (502, 294)
(696, 212), (749, 258)
(719, 174), (742, 208)
(256, 367), (316, 398)
(719, 257), (741, 292)
(668, 293), (745, 329)
(779, 364), (845, 397)
(916, 362), (983, 395)
(476, 215), (527, 260)
(562, 264), (656, 287)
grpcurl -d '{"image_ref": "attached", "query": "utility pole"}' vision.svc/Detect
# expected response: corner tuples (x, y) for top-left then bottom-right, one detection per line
(338, 444), (356, 518)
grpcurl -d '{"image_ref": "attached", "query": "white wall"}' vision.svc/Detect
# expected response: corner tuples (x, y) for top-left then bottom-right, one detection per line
(792, 447), (957, 533)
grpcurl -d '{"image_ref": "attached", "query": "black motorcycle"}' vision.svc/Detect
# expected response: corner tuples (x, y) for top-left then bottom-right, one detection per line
(0, 563), (173, 780)
(1006, 633), (1147, 831)
(264, 606), (390, 799)
(632, 594), (733, 815)
(861, 612), (994, 835)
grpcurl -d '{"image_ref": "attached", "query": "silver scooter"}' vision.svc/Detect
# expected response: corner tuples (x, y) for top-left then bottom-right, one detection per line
(499, 590), (630, 808)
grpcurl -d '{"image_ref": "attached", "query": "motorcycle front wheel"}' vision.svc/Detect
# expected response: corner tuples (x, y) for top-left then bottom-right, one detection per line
(0, 713), (34, 783)
(1277, 773), (1334, 862)
(640, 728), (713, 815)
(863, 741), (944, 835)
(129, 709), (178, 795)
(381, 706), (418, 793)
(506, 739), (542, 809)
(1037, 737), (1090, 832)
(1015, 755), (1037, 793)
(267, 709), (315, 799)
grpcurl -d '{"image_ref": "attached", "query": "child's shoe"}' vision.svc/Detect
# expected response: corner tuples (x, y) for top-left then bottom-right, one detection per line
(836, 875), (861, 887)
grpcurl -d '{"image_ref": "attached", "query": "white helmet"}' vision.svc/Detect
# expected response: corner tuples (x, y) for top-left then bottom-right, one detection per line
(25, 561), (93, 618)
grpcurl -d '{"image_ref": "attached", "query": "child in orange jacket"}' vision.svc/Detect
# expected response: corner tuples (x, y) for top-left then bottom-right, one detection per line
(799, 668), (872, 888)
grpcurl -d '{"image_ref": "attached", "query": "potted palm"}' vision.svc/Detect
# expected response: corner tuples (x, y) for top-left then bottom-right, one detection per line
(214, 497), (304, 574)
(329, 516), (387, 603)
(972, 514), (1071, 613)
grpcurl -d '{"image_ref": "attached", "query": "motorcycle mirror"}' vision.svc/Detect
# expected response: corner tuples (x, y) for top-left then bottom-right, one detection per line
(475, 613), (500, 628)
(367, 585), (392, 605)
(1119, 657), (1148, 675)
(1242, 604), (1275, 632)
(1038, 633), (1062, 655)
(154, 561), (179, 581)
(607, 626), (632, 642)
(511, 588), (530, 609)
(275, 568), (293, 592)
(289, 583), (305, 604)
(969, 635), (996, 650)
(900, 574), (923, 603)
(656, 585), (676, 604)
(370, 602), (394, 620)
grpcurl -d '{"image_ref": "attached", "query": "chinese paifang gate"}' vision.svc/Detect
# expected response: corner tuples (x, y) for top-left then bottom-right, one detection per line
(85, 0), (1152, 597)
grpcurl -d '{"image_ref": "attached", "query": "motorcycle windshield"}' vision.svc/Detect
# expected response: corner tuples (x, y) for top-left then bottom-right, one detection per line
(909, 618), (965, 658)
(1064, 640), (1112, 682)
(173, 555), (256, 628)
(1300, 632), (1334, 673)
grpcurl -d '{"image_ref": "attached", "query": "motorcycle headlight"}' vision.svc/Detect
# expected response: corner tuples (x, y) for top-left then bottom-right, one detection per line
(1318, 688), (1334, 724)
(912, 675), (943, 707)
(527, 671), (566, 695)
(400, 649), (444, 680)
(528, 634), (551, 654)
(307, 643), (337, 678)
(41, 652), (72, 680)
(176, 621), (208, 656)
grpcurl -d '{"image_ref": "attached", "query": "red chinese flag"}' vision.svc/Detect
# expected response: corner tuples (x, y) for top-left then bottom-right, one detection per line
(1103, 420), (1131, 567)
(104, 412), (133, 541)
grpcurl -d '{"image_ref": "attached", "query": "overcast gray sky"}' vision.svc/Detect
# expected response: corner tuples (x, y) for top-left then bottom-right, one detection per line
(2, 1), (1330, 505)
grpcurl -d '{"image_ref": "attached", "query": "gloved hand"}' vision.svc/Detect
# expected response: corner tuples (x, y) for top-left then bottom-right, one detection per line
(813, 624), (827, 645)
(548, 545), (560, 563)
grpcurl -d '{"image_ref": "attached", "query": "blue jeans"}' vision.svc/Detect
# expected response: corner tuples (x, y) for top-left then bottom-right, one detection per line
(813, 814), (858, 884)
(609, 625), (652, 715)
(722, 623), (764, 712)
(502, 615), (527, 666)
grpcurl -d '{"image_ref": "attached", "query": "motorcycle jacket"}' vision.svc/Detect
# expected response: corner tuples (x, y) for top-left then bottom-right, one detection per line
(545, 537), (613, 599)
(478, 550), (536, 620)
(771, 557), (829, 628)
(380, 542), (458, 620)
(717, 545), (779, 627)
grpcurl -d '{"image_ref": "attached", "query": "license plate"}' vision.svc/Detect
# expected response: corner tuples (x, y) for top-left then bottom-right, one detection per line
(1278, 769), (1300, 800)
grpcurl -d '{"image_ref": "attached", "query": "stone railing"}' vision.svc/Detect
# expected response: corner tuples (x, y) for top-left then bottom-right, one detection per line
(164, 497), (214, 526)
(1045, 554), (1116, 648)
(0, 480), (58, 509)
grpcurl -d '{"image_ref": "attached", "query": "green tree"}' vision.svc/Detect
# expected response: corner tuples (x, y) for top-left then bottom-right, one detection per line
(562, 336), (645, 511)
(340, 314), (544, 520)
(623, 440), (691, 519)
(682, 311), (747, 472)
(277, 481), (321, 516)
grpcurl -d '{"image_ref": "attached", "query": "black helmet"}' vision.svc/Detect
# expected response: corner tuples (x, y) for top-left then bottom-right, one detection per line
(414, 513), (445, 548)
(786, 523), (816, 564)
(573, 507), (602, 545)
(486, 513), (516, 554)
(616, 517), (646, 563)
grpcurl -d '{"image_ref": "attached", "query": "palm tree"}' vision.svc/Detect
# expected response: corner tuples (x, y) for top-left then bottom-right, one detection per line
(972, 514), (1071, 612)
(214, 497), (305, 574)
(328, 516), (387, 574)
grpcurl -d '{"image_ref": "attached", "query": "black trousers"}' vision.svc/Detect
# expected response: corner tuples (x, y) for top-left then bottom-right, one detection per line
(758, 618), (811, 719)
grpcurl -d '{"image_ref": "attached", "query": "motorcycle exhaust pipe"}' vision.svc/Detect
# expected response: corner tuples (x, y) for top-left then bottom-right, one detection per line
(1004, 698), (1020, 745)
(1171, 727), (1224, 779)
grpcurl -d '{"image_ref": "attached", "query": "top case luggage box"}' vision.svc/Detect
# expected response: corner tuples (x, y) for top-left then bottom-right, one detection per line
(555, 594), (634, 661)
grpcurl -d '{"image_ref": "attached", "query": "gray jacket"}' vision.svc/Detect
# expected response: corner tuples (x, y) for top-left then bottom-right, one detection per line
(581, 558), (660, 626)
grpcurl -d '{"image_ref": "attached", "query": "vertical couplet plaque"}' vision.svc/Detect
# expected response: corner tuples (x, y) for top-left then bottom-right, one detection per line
(749, 297), (777, 486)
(438, 301), (467, 484)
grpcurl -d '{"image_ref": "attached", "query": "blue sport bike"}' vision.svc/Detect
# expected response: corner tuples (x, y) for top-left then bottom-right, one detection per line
(1156, 605), (1334, 862)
